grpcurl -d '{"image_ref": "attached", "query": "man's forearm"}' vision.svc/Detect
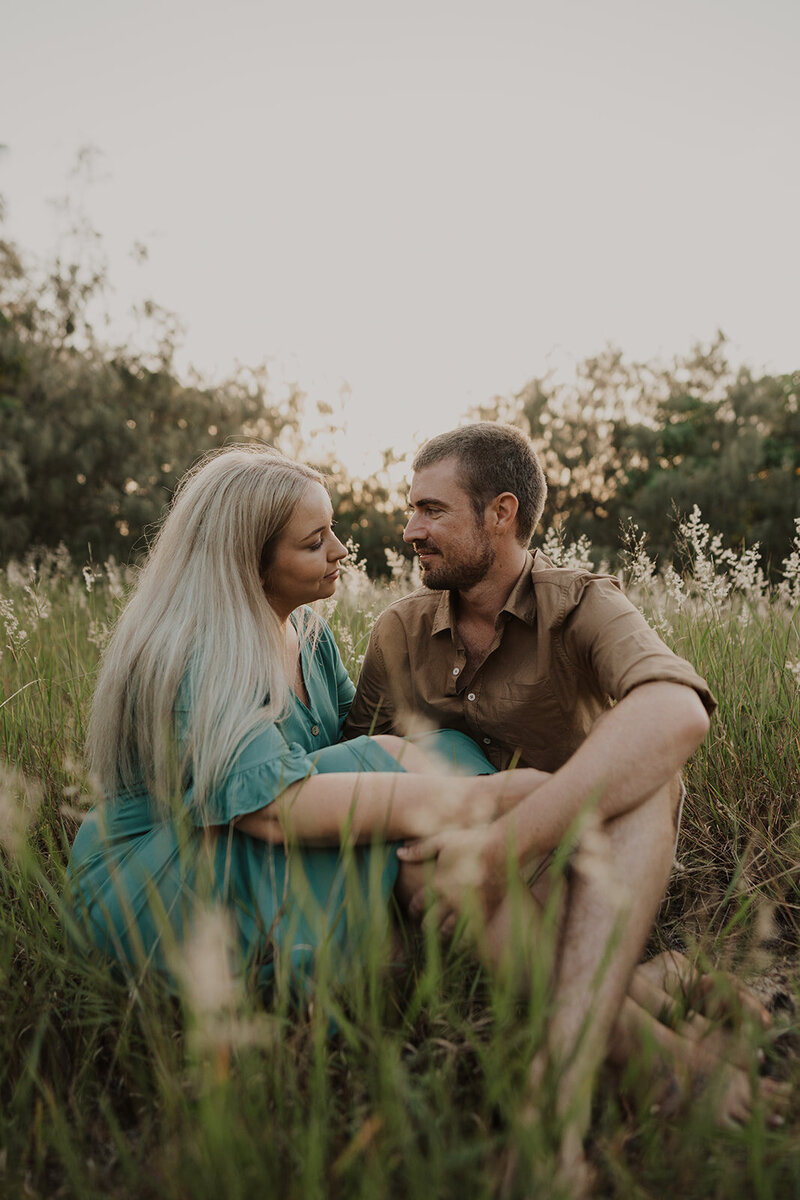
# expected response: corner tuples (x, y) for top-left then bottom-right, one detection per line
(493, 681), (710, 868)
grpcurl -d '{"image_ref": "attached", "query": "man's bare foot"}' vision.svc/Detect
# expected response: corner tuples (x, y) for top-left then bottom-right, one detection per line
(617, 1013), (790, 1127)
(628, 969), (764, 1072)
(637, 950), (772, 1029)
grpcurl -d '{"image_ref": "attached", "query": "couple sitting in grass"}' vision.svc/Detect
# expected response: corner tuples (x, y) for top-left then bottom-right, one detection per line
(66, 423), (787, 1193)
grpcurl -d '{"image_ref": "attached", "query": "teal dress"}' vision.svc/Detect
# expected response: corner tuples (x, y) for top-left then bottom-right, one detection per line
(66, 620), (493, 991)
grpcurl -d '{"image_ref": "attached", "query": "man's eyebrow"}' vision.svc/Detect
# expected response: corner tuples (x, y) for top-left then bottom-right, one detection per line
(408, 496), (450, 510)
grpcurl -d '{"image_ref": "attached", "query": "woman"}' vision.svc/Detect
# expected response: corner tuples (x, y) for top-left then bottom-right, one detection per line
(66, 444), (516, 993)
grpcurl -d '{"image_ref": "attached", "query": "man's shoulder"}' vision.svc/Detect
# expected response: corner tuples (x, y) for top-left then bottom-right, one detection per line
(528, 552), (623, 623)
(530, 550), (619, 589)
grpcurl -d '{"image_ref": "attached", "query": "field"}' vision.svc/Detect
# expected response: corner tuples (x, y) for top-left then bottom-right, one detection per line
(1, 512), (800, 1199)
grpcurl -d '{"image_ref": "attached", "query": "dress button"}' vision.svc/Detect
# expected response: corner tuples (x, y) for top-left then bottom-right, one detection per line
(452, 667), (460, 676)
(311, 725), (320, 736)
(483, 737), (491, 745)
(467, 692), (476, 702)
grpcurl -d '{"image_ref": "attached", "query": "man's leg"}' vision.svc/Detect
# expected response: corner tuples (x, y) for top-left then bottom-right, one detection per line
(478, 777), (678, 1191)
(536, 780), (679, 1163)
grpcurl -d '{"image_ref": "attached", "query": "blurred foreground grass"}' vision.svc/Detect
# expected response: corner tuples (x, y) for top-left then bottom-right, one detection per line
(1, 515), (800, 1199)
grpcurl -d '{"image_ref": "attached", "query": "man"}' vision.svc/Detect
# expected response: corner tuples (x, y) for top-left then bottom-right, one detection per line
(344, 422), (770, 1187)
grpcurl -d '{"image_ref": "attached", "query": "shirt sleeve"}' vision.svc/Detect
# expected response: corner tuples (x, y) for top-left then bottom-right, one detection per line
(342, 618), (399, 739)
(187, 722), (320, 827)
(562, 577), (717, 714)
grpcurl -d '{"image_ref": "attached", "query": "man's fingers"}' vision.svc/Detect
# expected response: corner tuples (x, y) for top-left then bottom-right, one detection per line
(397, 835), (440, 863)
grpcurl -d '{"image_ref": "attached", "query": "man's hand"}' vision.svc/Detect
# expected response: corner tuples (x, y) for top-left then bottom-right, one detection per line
(397, 824), (508, 936)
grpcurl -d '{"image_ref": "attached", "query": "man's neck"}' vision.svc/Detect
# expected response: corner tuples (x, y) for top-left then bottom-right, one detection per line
(455, 544), (529, 628)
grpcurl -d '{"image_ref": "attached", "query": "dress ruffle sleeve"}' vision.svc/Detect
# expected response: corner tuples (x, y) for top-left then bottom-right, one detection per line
(185, 723), (319, 827)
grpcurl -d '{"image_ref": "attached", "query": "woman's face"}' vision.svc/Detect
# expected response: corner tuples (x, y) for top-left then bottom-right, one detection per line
(263, 482), (348, 619)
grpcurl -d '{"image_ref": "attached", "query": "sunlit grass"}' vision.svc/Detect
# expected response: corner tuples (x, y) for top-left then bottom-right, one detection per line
(1, 516), (799, 1198)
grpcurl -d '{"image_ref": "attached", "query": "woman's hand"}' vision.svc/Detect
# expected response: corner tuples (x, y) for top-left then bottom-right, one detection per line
(397, 823), (509, 932)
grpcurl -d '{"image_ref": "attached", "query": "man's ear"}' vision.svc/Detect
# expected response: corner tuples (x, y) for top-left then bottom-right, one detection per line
(488, 492), (519, 536)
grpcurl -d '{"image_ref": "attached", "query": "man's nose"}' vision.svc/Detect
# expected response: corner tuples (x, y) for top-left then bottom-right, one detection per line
(403, 512), (422, 543)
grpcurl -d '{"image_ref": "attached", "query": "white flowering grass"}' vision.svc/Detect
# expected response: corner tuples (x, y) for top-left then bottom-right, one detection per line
(0, 518), (799, 1199)
(0, 761), (42, 855)
(780, 517), (800, 610)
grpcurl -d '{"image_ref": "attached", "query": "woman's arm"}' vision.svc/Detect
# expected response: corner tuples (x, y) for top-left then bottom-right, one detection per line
(234, 769), (497, 845)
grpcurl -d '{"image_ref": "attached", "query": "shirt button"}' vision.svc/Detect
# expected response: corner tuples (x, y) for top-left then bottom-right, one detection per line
(483, 737), (491, 745)
(452, 667), (460, 676)
(467, 693), (476, 702)
(311, 725), (320, 736)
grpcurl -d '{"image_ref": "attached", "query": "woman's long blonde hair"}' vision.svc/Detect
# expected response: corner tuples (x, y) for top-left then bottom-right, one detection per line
(86, 444), (325, 812)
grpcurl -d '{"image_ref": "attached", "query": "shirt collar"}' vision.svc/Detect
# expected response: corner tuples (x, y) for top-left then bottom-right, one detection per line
(431, 588), (455, 636)
(501, 550), (538, 626)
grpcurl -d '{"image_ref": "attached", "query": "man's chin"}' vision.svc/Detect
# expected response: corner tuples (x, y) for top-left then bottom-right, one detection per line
(421, 556), (494, 591)
(421, 573), (446, 590)
(420, 564), (451, 590)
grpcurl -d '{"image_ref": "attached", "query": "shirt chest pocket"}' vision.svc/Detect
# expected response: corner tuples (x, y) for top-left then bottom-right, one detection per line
(497, 678), (571, 771)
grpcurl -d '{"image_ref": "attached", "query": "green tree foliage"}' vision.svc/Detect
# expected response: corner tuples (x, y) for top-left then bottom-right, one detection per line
(484, 336), (800, 575)
(2, 176), (797, 580)
(0, 226), (300, 564)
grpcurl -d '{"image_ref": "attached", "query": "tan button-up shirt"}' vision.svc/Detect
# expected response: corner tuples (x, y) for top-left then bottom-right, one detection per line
(344, 551), (716, 773)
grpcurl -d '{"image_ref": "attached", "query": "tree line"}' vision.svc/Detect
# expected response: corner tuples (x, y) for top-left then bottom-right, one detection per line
(1, 212), (798, 579)
(494, 337), (800, 576)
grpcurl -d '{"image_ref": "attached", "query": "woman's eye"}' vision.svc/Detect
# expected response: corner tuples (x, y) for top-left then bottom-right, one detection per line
(309, 539), (324, 551)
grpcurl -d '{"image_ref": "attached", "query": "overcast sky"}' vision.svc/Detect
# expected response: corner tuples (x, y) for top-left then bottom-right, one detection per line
(2, 0), (798, 471)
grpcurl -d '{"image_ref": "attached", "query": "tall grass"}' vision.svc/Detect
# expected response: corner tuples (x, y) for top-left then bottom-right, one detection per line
(1, 516), (799, 1198)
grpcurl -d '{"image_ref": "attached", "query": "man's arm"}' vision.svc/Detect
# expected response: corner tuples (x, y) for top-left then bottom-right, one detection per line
(492, 679), (707, 858)
(398, 680), (709, 915)
(342, 621), (399, 739)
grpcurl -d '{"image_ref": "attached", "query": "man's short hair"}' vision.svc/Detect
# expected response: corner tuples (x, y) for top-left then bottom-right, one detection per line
(412, 422), (548, 545)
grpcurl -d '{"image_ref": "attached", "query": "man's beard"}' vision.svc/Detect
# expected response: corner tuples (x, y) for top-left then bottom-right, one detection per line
(416, 537), (496, 591)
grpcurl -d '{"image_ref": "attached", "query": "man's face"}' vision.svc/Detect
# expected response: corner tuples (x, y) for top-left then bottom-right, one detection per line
(403, 457), (495, 590)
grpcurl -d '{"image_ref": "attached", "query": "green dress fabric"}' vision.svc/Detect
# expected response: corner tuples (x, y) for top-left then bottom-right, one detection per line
(65, 618), (494, 991)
